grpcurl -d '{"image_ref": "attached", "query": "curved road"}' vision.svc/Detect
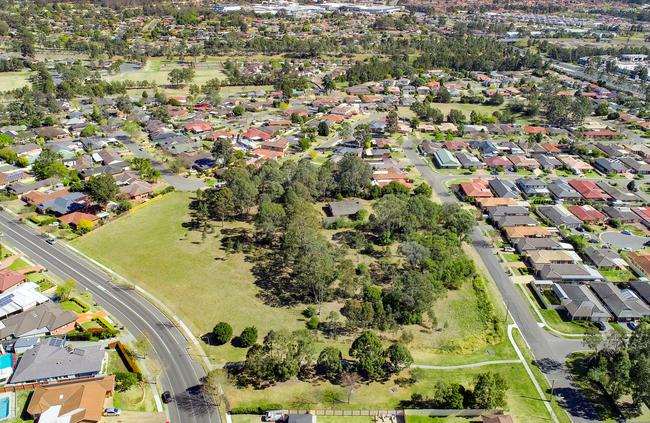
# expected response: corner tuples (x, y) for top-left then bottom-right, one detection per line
(404, 139), (599, 423)
(0, 211), (219, 423)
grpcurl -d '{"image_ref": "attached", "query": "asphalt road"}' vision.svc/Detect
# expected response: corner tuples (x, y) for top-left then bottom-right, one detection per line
(124, 140), (205, 191)
(0, 211), (219, 423)
(403, 139), (600, 423)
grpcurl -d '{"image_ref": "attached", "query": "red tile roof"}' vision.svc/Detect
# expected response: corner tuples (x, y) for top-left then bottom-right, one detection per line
(567, 205), (607, 223)
(0, 269), (25, 293)
(568, 180), (609, 200)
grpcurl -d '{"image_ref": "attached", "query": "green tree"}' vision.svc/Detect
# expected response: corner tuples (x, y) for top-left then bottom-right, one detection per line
(387, 110), (399, 133)
(238, 326), (258, 348)
(224, 167), (258, 214)
(255, 199), (286, 242)
(32, 149), (67, 180)
(385, 342), (413, 373)
(86, 173), (118, 205)
(471, 372), (508, 408)
(76, 219), (94, 234)
(211, 140), (234, 168)
(55, 279), (77, 301)
(436, 86), (451, 103)
(317, 347), (343, 381)
(233, 105), (244, 116)
(447, 109), (466, 124)
(440, 203), (475, 242)
(212, 322), (233, 345)
(353, 124), (372, 147)
(334, 154), (372, 197)
(318, 121), (330, 137)
(349, 331), (386, 380)
(115, 372), (140, 392)
(209, 187), (235, 225)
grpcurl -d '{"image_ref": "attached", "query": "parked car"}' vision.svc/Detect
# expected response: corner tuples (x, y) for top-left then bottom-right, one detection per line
(103, 408), (121, 416)
(595, 321), (606, 331)
(503, 247), (516, 253)
(622, 230), (632, 235)
(161, 391), (173, 404)
(628, 321), (639, 331)
(263, 411), (285, 422)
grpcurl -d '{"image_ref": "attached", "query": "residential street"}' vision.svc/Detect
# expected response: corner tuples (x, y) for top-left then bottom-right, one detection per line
(123, 140), (206, 191)
(0, 211), (219, 423)
(403, 138), (600, 423)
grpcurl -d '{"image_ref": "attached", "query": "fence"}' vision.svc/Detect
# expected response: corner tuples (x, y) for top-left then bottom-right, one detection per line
(279, 408), (503, 418)
(283, 409), (405, 417)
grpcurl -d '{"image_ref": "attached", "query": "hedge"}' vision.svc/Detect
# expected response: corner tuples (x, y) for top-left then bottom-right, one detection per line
(115, 341), (142, 375)
(230, 404), (283, 415)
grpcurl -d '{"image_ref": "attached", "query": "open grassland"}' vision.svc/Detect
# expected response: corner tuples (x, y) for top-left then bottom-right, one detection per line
(73, 192), (514, 365)
(106, 57), (227, 86)
(0, 70), (31, 93)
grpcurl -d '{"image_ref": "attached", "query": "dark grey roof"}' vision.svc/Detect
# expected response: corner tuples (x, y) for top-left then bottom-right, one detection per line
(327, 200), (364, 217)
(536, 264), (603, 281)
(486, 206), (530, 218)
(514, 237), (569, 253)
(594, 158), (627, 173)
(537, 205), (582, 227)
(10, 339), (105, 383)
(547, 180), (581, 199)
(603, 206), (641, 222)
(488, 179), (520, 198)
(584, 246), (626, 268)
(630, 281), (650, 306)
(0, 302), (76, 340)
(555, 283), (611, 320)
(591, 282), (650, 320)
(596, 181), (640, 203)
(493, 215), (538, 228)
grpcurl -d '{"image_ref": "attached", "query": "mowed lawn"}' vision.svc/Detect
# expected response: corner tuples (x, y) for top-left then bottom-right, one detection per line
(223, 365), (554, 423)
(72, 192), (306, 363)
(107, 57), (226, 87)
(0, 70), (31, 93)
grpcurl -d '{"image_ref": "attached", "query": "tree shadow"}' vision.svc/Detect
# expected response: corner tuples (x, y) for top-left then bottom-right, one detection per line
(250, 248), (306, 307)
(532, 357), (563, 373)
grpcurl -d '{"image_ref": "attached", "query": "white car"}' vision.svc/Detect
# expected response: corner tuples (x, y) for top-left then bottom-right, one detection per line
(263, 411), (285, 422)
(103, 408), (121, 416)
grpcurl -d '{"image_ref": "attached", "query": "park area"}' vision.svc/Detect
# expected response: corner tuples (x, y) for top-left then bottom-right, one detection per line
(72, 192), (559, 420)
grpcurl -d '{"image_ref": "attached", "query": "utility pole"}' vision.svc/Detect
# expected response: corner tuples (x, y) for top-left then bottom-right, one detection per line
(550, 379), (556, 405)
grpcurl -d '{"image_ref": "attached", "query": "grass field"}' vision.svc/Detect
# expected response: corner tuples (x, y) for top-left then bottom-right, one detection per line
(222, 364), (556, 423)
(0, 70), (31, 93)
(73, 192), (513, 365)
(106, 57), (227, 87)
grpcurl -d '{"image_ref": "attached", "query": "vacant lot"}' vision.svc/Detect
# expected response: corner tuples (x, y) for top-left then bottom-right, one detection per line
(107, 57), (226, 88)
(74, 192), (513, 365)
(0, 70), (30, 93)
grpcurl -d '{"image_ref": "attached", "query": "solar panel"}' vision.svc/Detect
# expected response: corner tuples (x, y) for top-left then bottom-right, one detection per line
(48, 338), (65, 348)
(0, 294), (14, 308)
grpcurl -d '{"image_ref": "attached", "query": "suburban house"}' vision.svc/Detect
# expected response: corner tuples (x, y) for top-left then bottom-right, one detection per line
(583, 247), (628, 270)
(484, 156), (513, 171)
(568, 180), (610, 201)
(0, 282), (49, 320)
(535, 263), (603, 282)
(620, 157), (650, 174)
(504, 226), (552, 240)
(119, 180), (153, 202)
(514, 238), (573, 254)
(629, 281), (650, 308)
(10, 338), (106, 384)
(489, 179), (520, 198)
(27, 375), (115, 423)
(554, 283), (611, 322)
(508, 155), (539, 171)
(36, 192), (88, 216)
(547, 180), (582, 201)
(325, 199), (364, 223)
(603, 206), (641, 224)
(557, 155), (593, 172)
(455, 152), (484, 169)
(567, 205), (607, 224)
(596, 181), (640, 203)
(593, 158), (627, 174)
(459, 179), (493, 200)
(433, 149), (461, 169)
(628, 252), (650, 277)
(493, 215), (538, 229)
(0, 269), (26, 293)
(527, 250), (583, 267)
(0, 302), (77, 340)
(537, 205), (582, 229)
(591, 282), (650, 322)
(516, 178), (549, 198)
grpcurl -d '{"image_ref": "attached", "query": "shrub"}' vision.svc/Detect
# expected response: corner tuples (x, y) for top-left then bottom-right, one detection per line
(238, 326), (258, 348)
(212, 322), (233, 345)
(77, 219), (94, 234)
(115, 371), (140, 392)
(306, 316), (320, 330)
(303, 306), (317, 318)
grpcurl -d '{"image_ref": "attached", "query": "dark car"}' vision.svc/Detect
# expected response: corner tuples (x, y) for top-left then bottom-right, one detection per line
(595, 321), (606, 331)
(628, 321), (639, 331)
(162, 391), (173, 404)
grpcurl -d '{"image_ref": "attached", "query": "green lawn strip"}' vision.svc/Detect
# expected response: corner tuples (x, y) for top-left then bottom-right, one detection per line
(223, 364), (558, 423)
(502, 253), (523, 263)
(61, 300), (86, 313)
(406, 417), (471, 423)
(517, 284), (589, 335)
(113, 383), (156, 412)
(600, 269), (635, 283)
(8, 258), (30, 271)
(510, 328), (573, 423)
(11, 389), (34, 423)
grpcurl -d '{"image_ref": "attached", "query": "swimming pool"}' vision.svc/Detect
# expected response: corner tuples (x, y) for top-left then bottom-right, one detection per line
(0, 396), (10, 420)
(0, 355), (11, 370)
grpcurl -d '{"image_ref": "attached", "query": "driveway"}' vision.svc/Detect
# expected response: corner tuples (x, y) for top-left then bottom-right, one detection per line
(600, 231), (650, 251)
